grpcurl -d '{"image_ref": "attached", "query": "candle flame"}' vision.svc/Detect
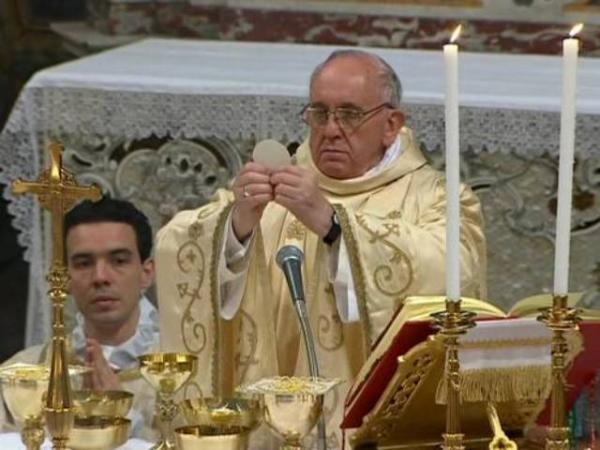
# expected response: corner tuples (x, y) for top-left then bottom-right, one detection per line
(450, 25), (462, 43)
(569, 23), (584, 37)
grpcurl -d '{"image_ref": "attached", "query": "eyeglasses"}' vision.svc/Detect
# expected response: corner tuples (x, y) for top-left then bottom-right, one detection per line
(301, 103), (393, 131)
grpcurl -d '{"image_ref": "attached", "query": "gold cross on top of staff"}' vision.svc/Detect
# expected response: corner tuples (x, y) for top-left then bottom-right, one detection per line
(12, 141), (102, 267)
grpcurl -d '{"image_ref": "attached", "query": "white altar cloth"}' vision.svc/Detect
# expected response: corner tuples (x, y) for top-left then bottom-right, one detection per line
(0, 432), (151, 449)
(1, 38), (600, 346)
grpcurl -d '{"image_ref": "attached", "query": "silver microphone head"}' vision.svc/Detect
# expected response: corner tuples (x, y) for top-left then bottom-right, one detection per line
(276, 245), (305, 303)
(276, 244), (304, 268)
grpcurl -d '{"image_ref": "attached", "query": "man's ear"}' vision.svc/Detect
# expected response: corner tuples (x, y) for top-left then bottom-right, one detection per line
(140, 259), (155, 291)
(383, 110), (405, 147)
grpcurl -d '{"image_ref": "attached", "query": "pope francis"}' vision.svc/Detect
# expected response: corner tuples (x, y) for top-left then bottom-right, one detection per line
(155, 49), (487, 448)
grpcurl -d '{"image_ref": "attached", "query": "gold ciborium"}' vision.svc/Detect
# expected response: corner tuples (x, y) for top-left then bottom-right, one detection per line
(72, 390), (134, 417)
(181, 396), (262, 431)
(67, 416), (131, 450)
(0, 364), (49, 450)
(175, 425), (250, 450)
(176, 396), (262, 449)
(241, 376), (339, 450)
(138, 352), (198, 450)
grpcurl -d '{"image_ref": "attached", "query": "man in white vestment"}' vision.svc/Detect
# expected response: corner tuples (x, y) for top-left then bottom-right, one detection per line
(0, 197), (158, 440)
(156, 49), (487, 448)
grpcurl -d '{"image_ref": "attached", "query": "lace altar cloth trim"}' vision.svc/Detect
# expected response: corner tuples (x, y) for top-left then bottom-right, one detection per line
(1, 85), (599, 346)
(2, 86), (600, 259)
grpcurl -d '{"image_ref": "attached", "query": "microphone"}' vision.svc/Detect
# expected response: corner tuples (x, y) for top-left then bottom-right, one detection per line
(276, 245), (327, 450)
(276, 245), (305, 303)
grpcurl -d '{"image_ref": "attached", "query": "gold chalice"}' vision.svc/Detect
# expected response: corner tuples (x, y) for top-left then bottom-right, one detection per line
(72, 389), (134, 417)
(0, 363), (90, 450)
(241, 376), (339, 450)
(0, 364), (49, 450)
(138, 352), (197, 450)
(67, 415), (131, 450)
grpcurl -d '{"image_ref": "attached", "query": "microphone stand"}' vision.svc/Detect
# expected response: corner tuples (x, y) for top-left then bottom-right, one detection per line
(277, 245), (327, 450)
(294, 297), (328, 450)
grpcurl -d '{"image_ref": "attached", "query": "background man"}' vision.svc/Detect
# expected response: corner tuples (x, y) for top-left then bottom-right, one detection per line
(156, 49), (487, 448)
(0, 196), (158, 440)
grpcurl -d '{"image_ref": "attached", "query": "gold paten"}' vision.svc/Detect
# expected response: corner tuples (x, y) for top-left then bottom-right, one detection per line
(138, 352), (198, 449)
(537, 295), (580, 450)
(12, 142), (102, 449)
(72, 390), (134, 417)
(350, 297), (555, 449)
(67, 415), (131, 450)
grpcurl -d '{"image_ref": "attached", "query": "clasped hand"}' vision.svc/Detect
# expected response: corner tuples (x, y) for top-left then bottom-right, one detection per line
(232, 162), (333, 241)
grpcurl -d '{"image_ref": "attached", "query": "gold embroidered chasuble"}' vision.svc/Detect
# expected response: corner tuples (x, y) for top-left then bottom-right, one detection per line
(155, 127), (487, 446)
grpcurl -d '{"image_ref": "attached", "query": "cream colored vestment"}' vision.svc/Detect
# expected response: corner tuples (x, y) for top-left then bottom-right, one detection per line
(155, 127), (487, 448)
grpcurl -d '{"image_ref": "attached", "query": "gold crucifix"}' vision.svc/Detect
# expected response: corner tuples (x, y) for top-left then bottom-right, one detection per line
(12, 141), (102, 450)
(13, 141), (102, 267)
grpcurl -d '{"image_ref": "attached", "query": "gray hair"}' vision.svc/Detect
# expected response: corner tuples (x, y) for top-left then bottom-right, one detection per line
(309, 49), (402, 107)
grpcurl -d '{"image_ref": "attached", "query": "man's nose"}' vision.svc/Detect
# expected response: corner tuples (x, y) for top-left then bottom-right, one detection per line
(323, 113), (342, 137)
(92, 260), (111, 285)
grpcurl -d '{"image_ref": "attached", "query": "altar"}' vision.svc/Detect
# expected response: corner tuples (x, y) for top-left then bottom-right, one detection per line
(1, 38), (600, 345)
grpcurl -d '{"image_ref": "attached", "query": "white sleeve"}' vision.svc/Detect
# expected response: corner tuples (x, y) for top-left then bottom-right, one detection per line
(219, 213), (254, 320)
(328, 236), (360, 323)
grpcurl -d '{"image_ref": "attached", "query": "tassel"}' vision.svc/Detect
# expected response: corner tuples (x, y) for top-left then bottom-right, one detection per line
(436, 366), (551, 404)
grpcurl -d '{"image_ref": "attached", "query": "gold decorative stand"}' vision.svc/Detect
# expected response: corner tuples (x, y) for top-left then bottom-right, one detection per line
(12, 142), (102, 449)
(432, 300), (476, 450)
(538, 295), (580, 450)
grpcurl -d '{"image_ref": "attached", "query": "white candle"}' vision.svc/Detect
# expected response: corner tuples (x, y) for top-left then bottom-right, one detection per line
(444, 25), (461, 302)
(553, 24), (583, 296)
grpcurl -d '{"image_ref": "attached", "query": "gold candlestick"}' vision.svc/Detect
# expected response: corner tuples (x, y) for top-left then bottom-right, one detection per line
(432, 300), (476, 450)
(538, 295), (580, 450)
(12, 141), (102, 449)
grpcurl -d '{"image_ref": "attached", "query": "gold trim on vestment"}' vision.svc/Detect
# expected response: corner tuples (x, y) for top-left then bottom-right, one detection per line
(355, 212), (414, 299)
(334, 204), (372, 351)
(208, 201), (235, 396)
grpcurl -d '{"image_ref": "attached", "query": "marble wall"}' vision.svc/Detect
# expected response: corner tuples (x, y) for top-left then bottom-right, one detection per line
(87, 0), (600, 56)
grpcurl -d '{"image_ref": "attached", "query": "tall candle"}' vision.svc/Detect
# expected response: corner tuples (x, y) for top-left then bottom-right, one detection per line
(444, 25), (462, 302)
(553, 24), (583, 296)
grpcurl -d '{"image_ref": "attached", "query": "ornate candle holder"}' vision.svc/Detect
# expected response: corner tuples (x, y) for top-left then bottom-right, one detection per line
(431, 300), (476, 450)
(12, 141), (102, 449)
(241, 376), (339, 450)
(138, 352), (198, 450)
(538, 295), (580, 450)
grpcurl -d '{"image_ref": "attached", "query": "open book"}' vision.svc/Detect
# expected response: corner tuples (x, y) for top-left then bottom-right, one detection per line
(342, 295), (600, 448)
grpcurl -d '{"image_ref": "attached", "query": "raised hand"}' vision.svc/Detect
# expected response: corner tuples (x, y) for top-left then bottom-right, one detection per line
(270, 165), (333, 238)
(231, 162), (274, 241)
(84, 338), (121, 391)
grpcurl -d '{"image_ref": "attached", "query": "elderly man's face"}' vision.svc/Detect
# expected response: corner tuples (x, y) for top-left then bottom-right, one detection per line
(308, 56), (403, 179)
(66, 222), (154, 331)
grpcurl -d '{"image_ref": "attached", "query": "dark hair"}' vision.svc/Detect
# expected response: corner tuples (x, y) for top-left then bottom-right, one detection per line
(65, 197), (153, 261)
(310, 49), (402, 107)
